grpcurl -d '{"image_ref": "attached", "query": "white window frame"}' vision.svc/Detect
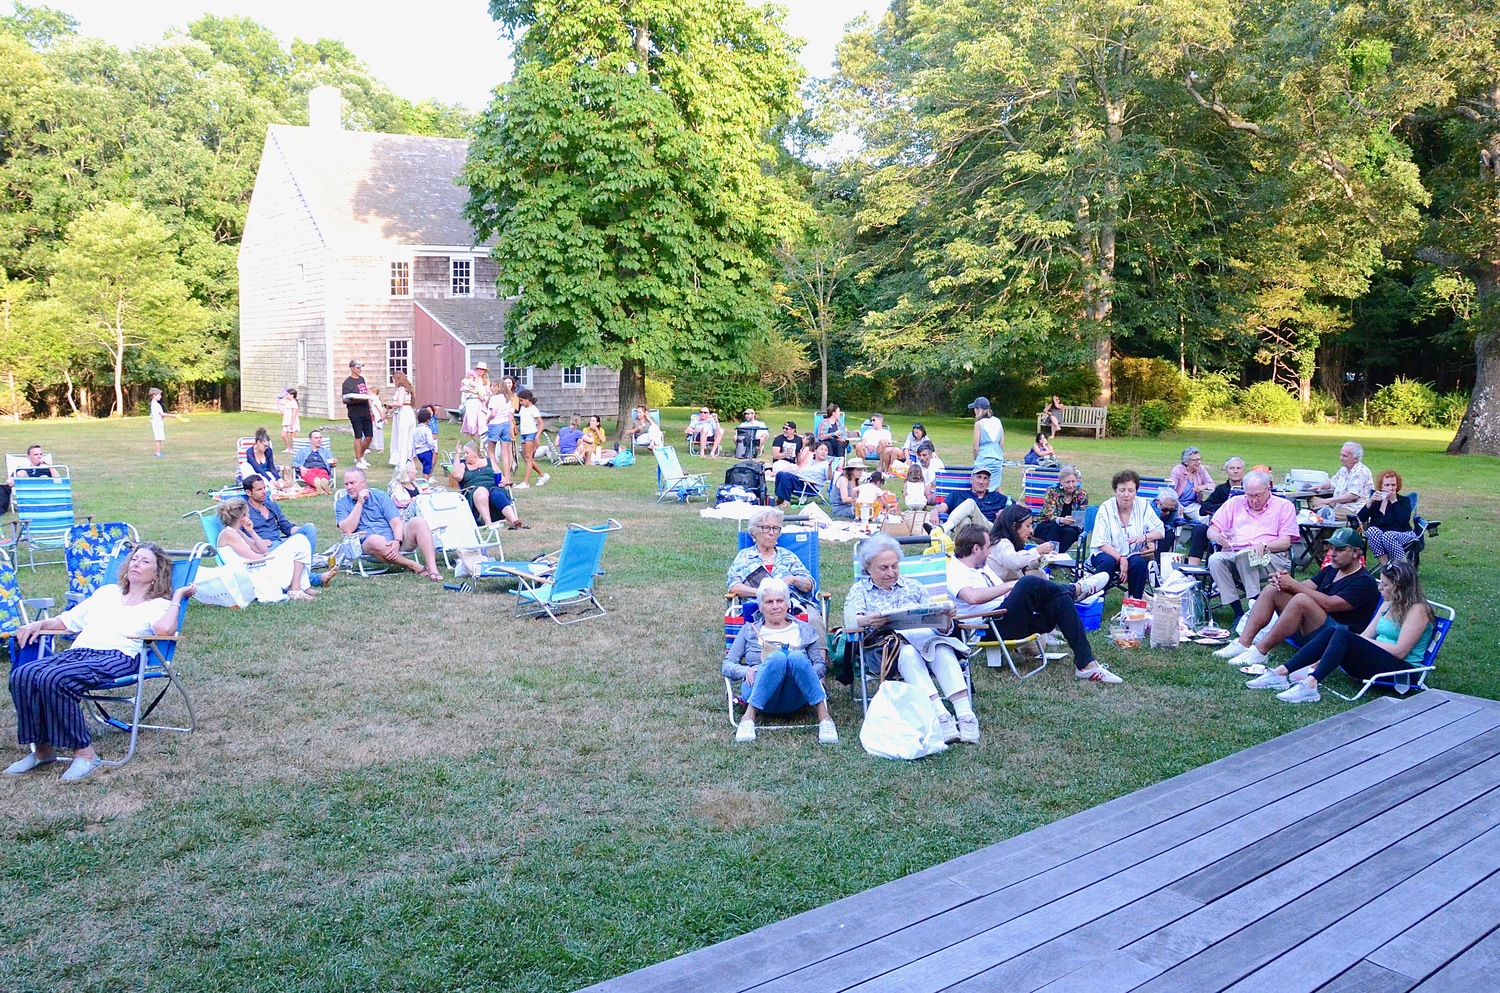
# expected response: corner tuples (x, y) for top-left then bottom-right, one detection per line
(390, 261), (410, 297)
(562, 366), (586, 388)
(387, 338), (412, 383)
(500, 358), (533, 388)
(450, 257), (472, 297)
(296, 339), (308, 386)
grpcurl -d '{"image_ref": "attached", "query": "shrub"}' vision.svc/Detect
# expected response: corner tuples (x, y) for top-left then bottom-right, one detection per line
(687, 381), (772, 424)
(1184, 372), (1237, 422)
(1105, 404), (1133, 438)
(1304, 389), (1341, 424)
(1112, 356), (1189, 420)
(828, 373), (892, 413)
(1368, 377), (1439, 427)
(1236, 381), (1302, 425)
(1139, 400), (1176, 437)
(1435, 390), (1469, 430)
(1043, 365), (1103, 407)
(645, 377), (674, 410)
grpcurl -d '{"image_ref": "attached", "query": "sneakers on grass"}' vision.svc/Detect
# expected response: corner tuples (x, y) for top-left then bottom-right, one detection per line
(1236, 647), (1269, 669)
(818, 720), (838, 745)
(1276, 680), (1321, 704)
(1076, 663), (1123, 684)
(1075, 572), (1110, 601)
(1246, 670), (1290, 690)
(1213, 641), (1251, 660)
(512, 481), (530, 490)
(735, 717), (756, 743)
(957, 714), (981, 743)
(537, 473), (551, 487)
(935, 711), (960, 743)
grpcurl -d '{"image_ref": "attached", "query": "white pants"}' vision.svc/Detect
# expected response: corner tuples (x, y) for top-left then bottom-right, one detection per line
(896, 644), (967, 699)
(945, 499), (990, 536)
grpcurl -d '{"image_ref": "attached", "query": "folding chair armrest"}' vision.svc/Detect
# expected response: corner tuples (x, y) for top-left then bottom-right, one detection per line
(485, 563), (542, 581)
(21, 597), (54, 614)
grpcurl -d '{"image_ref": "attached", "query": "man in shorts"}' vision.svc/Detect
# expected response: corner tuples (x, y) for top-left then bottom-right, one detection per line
(341, 359), (373, 469)
(335, 468), (440, 579)
(293, 429), (338, 492)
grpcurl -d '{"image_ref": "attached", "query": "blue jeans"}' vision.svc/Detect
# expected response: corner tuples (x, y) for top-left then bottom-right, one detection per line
(746, 651), (826, 715)
(774, 471), (819, 504)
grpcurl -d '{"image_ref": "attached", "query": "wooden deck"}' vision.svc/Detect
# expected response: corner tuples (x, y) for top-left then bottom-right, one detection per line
(583, 691), (1500, 993)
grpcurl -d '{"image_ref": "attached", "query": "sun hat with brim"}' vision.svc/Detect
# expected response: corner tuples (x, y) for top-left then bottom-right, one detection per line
(1326, 527), (1365, 550)
(842, 455), (864, 471)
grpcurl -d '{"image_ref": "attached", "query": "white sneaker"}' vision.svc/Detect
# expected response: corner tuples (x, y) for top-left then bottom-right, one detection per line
(1213, 641), (1251, 660)
(817, 720), (839, 745)
(1277, 680), (1321, 703)
(355, 459), (370, 469)
(1246, 670), (1290, 690)
(1076, 662), (1124, 684)
(735, 718), (756, 743)
(935, 711), (960, 743)
(512, 481), (530, 490)
(957, 714), (981, 743)
(1075, 571), (1111, 601)
(1237, 647), (1269, 669)
(537, 474), (550, 487)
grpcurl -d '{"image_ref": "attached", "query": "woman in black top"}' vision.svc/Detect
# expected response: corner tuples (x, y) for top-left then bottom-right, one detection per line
(1358, 469), (1417, 567)
(243, 428), (279, 484)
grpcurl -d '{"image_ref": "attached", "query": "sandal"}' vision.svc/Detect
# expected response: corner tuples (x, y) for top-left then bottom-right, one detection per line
(287, 589), (315, 601)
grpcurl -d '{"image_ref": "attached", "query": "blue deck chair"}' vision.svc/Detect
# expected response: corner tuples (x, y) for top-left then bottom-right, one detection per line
(494, 520), (621, 623)
(654, 445), (708, 504)
(13, 471), (90, 569)
(65, 521), (140, 606)
(12, 544), (206, 768)
(1328, 600), (1454, 702)
(0, 552), (55, 668)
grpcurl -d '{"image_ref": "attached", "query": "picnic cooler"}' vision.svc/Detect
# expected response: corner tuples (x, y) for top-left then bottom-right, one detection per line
(1076, 598), (1105, 631)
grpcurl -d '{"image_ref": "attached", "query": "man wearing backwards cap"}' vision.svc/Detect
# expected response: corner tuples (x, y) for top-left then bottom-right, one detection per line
(1223, 526), (1381, 675)
(928, 466), (1011, 533)
(341, 359), (373, 468)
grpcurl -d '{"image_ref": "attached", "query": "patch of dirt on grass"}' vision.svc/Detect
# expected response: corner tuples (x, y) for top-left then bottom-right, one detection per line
(690, 786), (786, 831)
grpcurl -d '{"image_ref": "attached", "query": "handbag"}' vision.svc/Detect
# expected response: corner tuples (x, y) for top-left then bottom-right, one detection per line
(858, 640), (949, 760)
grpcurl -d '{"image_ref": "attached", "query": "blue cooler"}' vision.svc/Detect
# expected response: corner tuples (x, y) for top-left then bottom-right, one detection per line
(1077, 598), (1105, 631)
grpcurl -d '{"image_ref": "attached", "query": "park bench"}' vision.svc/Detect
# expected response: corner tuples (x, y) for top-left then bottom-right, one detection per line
(1038, 405), (1108, 439)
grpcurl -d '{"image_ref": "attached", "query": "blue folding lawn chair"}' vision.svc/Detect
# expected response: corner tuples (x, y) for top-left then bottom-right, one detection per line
(1328, 600), (1455, 702)
(0, 552), (55, 661)
(492, 520), (622, 623)
(654, 445), (708, 504)
(12, 471), (91, 569)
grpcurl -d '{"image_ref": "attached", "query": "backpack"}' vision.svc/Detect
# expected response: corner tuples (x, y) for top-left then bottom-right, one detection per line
(610, 448), (635, 467)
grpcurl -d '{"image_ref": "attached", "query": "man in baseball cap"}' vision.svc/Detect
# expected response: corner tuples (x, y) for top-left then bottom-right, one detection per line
(929, 466), (1011, 533)
(341, 360), (373, 468)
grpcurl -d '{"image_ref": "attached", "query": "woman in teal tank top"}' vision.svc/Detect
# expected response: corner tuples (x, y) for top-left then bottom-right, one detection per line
(1253, 561), (1433, 704)
(967, 396), (1006, 487)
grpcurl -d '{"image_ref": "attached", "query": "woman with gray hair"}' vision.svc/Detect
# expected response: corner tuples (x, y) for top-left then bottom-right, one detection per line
(723, 577), (836, 744)
(726, 508), (816, 607)
(1170, 446), (1215, 521)
(1035, 464), (1088, 553)
(1186, 457), (1246, 564)
(845, 534), (978, 743)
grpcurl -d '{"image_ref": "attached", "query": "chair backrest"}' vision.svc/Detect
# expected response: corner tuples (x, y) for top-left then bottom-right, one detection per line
(0, 555), (28, 635)
(655, 445), (687, 481)
(6, 454), (66, 480)
(13, 473), (77, 541)
(1135, 475), (1170, 503)
(1421, 600), (1454, 671)
(734, 527), (821, 598)
(550, 523), (613, 593)
(235, 437), (255, 464)
(1022, 466), (1062, 512)
(291, 437), (335, 465)
(931, 465), (976, 510)
(66, 521), (140, 603)
(417, 491), (485, 551)
(898, 552), (952, 607)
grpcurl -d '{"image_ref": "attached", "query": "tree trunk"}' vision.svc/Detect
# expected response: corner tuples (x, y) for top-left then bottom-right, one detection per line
(615, 355), (646, 444)
(111, 333), (126, 417)
(818, 309), (830, 412)
(1447, 83), (1500, 456)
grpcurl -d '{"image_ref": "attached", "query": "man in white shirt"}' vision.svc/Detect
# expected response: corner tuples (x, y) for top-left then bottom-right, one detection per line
(854, 413), (893, 461)
(945, 525), (1118, 683)
(1311, 441), (1374, 521)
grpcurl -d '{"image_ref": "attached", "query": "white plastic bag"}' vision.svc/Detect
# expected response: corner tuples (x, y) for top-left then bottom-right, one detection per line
(859, 680), (949, 761)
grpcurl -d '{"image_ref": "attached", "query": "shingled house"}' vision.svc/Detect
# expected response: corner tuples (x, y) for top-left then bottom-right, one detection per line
(238, 88), (618, 420)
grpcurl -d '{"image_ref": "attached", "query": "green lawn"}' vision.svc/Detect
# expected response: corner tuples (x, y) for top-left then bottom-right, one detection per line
(0, 409), (1494, 993)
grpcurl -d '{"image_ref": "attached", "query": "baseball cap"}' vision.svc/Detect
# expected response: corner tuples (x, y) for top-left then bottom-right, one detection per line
(783, 421), (797, 430)
(1326, 527), (1365, 550)
(967, 396), (990, 410)
(972, 467), (991, 477)
(349, 359), (363, 368)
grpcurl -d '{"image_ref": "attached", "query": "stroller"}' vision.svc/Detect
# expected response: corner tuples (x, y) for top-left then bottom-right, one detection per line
(715, 460), (767, 506)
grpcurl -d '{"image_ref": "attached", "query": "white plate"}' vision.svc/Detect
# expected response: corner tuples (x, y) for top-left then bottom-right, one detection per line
(1047, 553), (1076, 565)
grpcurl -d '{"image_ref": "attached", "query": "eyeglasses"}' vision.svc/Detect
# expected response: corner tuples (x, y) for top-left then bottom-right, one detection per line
(758, 525), (782, 533)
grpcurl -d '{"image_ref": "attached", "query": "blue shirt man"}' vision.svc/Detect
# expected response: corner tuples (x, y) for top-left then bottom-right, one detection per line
(334, 467), (438, 577)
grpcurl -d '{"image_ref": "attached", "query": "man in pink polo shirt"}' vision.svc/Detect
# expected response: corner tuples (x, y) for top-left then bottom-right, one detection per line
(1206, 470), (1299, 618)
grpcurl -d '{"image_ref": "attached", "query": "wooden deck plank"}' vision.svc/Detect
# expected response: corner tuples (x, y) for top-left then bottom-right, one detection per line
(1173, 724), (1500, 903)
(1407, 925), (1500, 992)
(1367, 868), (1500, 979)
(580, 693), (1499, 993)
(814, 708), (1500, 993)
(1222, 830), (1500, 991)
(1313, 960), (1417, 993)
(685, 701), (1473, 993)
(1122, 786), (1500, 993)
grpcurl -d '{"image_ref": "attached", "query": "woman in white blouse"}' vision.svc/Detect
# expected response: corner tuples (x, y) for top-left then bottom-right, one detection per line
(1085, 470), (1165, 598)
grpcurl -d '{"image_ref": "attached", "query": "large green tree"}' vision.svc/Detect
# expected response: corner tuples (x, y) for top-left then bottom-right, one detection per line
(463, 0), (808, 435)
